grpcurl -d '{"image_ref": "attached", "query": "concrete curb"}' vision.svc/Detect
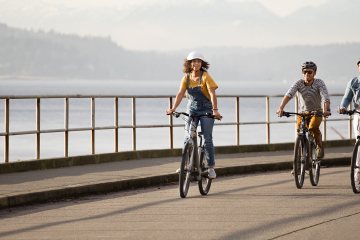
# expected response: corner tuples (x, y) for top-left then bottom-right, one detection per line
(1, 139), (353, 174)
(0, 156), (350, 209)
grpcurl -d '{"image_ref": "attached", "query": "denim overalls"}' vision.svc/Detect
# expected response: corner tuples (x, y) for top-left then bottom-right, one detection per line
(185, 71), (215, 167)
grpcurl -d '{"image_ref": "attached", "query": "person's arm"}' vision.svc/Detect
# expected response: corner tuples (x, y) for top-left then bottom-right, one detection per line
(317, 79), (331, 117)
(339, 78), (355, 113)
(323, 100), (331, 117)
(166, 85), (186, 115)
(276, 95), (291, 117)
(276, 80), (299, 116)
(208, 88), (221, 119)
(203, 72), (221, 119)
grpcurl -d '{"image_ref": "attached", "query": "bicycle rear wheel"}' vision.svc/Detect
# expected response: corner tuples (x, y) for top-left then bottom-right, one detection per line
(309, 138), (320, 186)
(179, 141), (193, 198)
(198, 149), (212, 195)
(293, 136), (306, 189)
(350, 140), (360, 194)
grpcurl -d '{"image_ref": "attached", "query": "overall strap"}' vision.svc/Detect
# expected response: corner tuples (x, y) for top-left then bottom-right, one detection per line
(186, 71), (204, 89)
(199, 71), (204, 84)
(186, 73), (190, 89)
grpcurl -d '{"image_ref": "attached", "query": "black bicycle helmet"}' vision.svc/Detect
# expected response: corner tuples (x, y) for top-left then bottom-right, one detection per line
(301, 61), (317, 72)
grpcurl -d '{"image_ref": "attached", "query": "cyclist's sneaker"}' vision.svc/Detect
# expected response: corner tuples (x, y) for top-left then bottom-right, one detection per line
(316, 146), (324, 159)
(208, 168), (216, 179)
(291, 169), (294, 175)
(175, 168), (180, 174)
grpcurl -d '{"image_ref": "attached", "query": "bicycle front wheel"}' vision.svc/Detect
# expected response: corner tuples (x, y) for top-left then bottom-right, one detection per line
(179, 141), (193, 198)
(198, 149), (212, 195)
(293, 136), (306, 189)
(309, 138), (320, 186)
(350, 140), (360, 194)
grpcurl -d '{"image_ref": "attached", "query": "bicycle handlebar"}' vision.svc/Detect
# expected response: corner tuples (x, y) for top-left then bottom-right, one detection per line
(282, 111), (326, 118)
(170, 111), (222, 120)
(339, 109), (360, 116)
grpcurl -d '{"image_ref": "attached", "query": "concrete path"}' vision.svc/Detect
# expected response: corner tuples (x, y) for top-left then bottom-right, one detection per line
(0, 166), (359, 240)
(0, 146), (353, 209)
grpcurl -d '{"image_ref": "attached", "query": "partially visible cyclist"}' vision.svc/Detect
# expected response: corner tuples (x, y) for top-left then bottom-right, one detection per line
(339, 59), (360, 183)
(276, 61), (331, 159)
(339, 59), (360, 122)
(166, 51), (222, 179)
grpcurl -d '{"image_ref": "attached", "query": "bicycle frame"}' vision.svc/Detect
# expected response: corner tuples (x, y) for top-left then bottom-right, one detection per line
(284, 111), (317, 151)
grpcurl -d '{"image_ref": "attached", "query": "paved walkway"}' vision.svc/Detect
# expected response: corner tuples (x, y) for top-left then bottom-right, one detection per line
(0, 146), (353, 209)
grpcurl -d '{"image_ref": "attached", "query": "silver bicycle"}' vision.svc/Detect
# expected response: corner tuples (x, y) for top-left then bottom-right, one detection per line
(172, 112), (215, 198)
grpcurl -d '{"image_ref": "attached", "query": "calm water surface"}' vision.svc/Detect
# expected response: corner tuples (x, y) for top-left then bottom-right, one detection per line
(0, 78), (349, 162)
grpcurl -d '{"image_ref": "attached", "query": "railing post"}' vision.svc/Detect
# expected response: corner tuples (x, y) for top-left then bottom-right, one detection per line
(91, 97), (95, 154)
(64, 97), (69, 157)
(323, 116), (327, 142)
(349, 103), (353, 139)
(114, 97), (119, 152)
(236, 96), (240, 146)
(36, 98), (41, 160)
(4, 98), (9, 163)
(169, 97), (174, 149)
(132, 97), (136, 151)
(265, 96), (270, 144)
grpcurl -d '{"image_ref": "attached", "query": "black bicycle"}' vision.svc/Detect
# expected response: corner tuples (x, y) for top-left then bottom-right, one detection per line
(339, 109), (360, 194)
(282, 111), (323, 189)
(171, 111), (217, 198)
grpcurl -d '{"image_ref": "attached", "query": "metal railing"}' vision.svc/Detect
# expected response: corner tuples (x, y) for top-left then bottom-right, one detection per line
(0, 94), (351, 163)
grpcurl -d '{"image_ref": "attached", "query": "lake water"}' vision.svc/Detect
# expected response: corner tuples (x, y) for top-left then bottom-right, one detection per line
(0, 78), (351, 163)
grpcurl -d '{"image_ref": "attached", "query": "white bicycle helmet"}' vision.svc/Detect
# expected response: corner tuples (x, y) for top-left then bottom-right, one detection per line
(186, 51), (205, 61)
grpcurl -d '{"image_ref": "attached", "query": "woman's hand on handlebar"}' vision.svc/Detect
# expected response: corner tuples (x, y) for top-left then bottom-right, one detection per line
(166, 108), (175, 115)
(212, 110), (222, 120)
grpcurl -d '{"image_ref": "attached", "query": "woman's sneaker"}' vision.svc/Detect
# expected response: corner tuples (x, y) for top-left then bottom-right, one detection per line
(208, 168), (216, 179)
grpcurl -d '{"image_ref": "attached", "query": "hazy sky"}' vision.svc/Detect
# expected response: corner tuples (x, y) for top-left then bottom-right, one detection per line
(37, 0), (327, 16)
(0, 0), (354, 51)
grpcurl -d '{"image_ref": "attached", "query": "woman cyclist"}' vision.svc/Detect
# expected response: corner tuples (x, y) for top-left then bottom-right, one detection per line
(166, 51), (221, 179)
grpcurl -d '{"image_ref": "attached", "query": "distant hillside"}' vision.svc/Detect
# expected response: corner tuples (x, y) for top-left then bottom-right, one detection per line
(0, 23), (180, 80)
(0, 23), (359, 85)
